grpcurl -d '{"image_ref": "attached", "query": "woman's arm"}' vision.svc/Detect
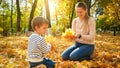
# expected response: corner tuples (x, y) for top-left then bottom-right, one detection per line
(80, 18), (96, 42)
(72, 19), (76, 32)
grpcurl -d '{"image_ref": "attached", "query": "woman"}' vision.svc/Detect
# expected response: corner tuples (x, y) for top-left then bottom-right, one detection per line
(62, 2), (96, 61)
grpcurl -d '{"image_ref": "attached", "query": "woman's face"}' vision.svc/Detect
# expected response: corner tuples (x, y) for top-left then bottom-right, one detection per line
(76, 7), (87, 19)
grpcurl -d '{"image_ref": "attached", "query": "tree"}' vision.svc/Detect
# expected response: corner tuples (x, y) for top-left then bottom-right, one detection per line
(69, 0), (96, 27)
(97, 0), (120, 36)
(0, 0), (10, 36)
(52, 0), (76, 32)
(44, 0), (51, 27)
(77, 0), (97, 16)
(0, 0), (2, 4)
(16, 0), (21, 33)
(11, 0), (13, 33)
(69, 0), (76, 28)
(84, 0), (91, 16)
(22, 0), (28, 32)
(28, 0), (38, 31)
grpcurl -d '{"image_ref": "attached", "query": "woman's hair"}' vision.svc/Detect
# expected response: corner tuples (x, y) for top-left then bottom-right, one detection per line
(75, 2), (89, 23)
(75, 2), (87, 10)
(31, 16), (49, 30)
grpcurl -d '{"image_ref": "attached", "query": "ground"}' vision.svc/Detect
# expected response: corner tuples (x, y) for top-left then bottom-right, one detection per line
(0, 34), (120, 68)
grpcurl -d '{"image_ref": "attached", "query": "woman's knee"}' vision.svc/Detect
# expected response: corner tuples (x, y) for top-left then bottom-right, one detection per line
(69, 53), (80, 61)
(61, 45), (77, 60)
(61, 53), (69, 60)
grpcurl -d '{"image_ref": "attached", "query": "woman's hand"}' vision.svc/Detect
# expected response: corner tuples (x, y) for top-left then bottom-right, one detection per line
(74, 33), (80, 38)
(73, 33), (82, 41)
(71, 34), (78, 41)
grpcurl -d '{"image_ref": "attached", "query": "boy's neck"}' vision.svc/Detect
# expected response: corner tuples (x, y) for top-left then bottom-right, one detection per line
(34, 31), (41, 36)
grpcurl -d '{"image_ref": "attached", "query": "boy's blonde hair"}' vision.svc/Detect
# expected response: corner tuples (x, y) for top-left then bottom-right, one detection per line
(31, 16), (49, 30)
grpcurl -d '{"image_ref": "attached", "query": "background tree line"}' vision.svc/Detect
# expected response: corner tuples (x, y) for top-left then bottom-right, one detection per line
(0, 0), (120, 36)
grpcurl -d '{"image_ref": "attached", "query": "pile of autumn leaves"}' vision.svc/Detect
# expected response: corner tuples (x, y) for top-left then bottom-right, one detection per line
(0, 30), (120, 68)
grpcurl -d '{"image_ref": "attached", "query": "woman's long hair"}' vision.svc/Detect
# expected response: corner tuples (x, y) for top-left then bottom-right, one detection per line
(75, 2), (89, 24)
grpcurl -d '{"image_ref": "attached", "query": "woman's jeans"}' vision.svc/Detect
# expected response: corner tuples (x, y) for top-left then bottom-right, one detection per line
(62, 42), (94, 61)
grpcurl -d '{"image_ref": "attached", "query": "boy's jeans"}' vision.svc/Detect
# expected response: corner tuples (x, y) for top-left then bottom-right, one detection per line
(62, 42), (94, 61)
(29, 58), (55, 68)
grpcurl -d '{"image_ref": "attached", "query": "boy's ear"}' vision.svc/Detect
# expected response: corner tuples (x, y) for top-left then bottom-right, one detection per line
(35, 26), (38, 30)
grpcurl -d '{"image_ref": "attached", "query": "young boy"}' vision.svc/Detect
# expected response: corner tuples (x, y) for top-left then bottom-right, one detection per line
(27, 17), (55, 68)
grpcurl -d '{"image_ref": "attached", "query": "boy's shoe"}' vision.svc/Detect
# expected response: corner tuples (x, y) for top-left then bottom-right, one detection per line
(43, 58), (56, 68)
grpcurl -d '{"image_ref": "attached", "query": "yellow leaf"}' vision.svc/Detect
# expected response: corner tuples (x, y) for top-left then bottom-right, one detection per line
(4, 62), (16, 68)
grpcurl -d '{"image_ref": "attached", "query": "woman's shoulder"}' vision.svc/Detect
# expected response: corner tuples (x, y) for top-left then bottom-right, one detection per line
(72, 17), (79, 23)
(74, 17), (79, 20)
(89, 17), (95, 21)
(88, 17), (95, 24)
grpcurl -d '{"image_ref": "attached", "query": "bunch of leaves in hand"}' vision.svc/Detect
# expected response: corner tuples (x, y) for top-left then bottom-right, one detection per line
(62, 29), (75, 40)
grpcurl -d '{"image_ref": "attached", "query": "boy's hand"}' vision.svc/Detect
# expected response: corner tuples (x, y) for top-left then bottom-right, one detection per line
(50, 45), (54, 51)
(47, 43), (51, 51)
(47, 43), (54, 51)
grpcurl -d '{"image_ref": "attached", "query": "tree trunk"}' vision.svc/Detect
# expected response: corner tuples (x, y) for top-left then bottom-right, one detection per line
(16, 0), (21, 32)
(11, 0), (13, 33)
(44, 0), (51, 27)
(84, 0), (91, 16)
(113, 27), (116, 36)
(3, 11), (6, 36)
(28, 0), (38, 31)
(0, 0), (2, 4)
(70, 0), (76, 28)
(24, 0), (27, 33)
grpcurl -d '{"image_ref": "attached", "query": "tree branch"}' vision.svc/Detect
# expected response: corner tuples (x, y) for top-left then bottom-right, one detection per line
(90, 0), (97, 8)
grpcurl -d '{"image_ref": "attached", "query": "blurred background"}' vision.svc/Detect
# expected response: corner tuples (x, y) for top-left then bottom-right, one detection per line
(0, 0), (120, 36)
(0, 0), (120, 68)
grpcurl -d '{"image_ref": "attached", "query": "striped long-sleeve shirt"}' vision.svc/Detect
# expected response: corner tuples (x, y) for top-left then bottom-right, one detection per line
(27, 33), (51, 62)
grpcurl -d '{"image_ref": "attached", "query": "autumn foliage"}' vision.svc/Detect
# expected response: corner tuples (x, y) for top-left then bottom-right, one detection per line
(62, 29), (75, 41)
(0, 35), (120, 68)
